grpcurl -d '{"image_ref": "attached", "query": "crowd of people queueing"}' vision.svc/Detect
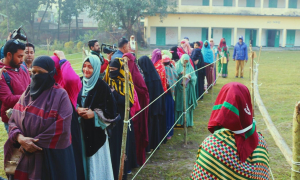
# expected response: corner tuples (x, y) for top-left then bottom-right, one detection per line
(0, 33), (253, 180)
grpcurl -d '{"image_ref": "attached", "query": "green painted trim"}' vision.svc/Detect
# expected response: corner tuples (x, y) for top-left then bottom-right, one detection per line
(245, 119), (256, 139)
(213, 101), (239, 116)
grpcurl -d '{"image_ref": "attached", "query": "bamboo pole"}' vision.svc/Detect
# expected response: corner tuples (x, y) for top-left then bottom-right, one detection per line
(257, 46), (262, 64)
(211, 63), (214, 104)
(254, 64), (292, 167)
(183, 64), (187, 145)
(118, 58), (130, 180)
(250, 44), (255, 117)
(291, 102), (300, 179)
(47, 38), (51, 56)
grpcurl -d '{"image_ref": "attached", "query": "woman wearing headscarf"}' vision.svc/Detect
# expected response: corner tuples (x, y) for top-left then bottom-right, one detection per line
(151, 49), (167, 92)
(77, 55), (119, 180)
(4, 56), (76, 180)
(51, 51), (85, 179)
(180, 39), (192, 56)
(104, 58), (138, 180)
(162, 55), (178, 139)
(210, 39), (217, 85)
(138, 56), (166, 153)
(175, 54), (198, 127)
(170, 46), (180, 62)
(177, 40), (195, 69)
(217, 38), (230, 78)
(202, 40), (214, 90)
(129, 35), (137, 53)
(190, 82), (271, 179)
(161, 50), (176, 67)
(191, 41), (205, 100)
(122, 53), (149, 166)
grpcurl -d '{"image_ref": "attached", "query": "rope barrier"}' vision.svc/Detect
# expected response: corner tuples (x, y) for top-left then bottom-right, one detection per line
(131, 66), (222, 179)
(127, 57), (223, 123)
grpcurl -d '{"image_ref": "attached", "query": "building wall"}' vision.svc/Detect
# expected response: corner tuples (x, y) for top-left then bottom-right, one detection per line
(145, 14), (300, 47)
(239, 0), (261, 7)
(295, 30), (300, 46)
(181, 27), (202, 42)
(237, 28), (246, 42)
(261, 29), (267, 46)
(181, 0), (203, 6)
(263, 0), (286, 8)
(166, 27), (178, 44)
(212, 28), (223, 43)
(150, 27), (156, 45)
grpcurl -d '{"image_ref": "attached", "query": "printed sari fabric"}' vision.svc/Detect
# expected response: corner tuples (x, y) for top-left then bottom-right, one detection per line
(154, 60), (167, 92)
(190, 129), (271, 180)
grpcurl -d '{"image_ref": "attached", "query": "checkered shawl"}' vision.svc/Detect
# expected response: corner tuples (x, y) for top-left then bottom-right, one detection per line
(191, 129), (271, 180)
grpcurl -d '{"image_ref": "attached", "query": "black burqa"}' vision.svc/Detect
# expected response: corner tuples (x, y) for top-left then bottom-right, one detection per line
(106, 59), (138, 180)
(138, 56), (166, 152)
(30, 56), (77, 180)
(191, 48), (206, 99)
(170, 46), (180, 62)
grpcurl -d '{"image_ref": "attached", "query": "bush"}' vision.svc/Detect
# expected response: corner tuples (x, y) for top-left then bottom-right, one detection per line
(64, 41), (75, 54)
(52, 40), (64, 51)
(77, 41), (83, 52)
(64, 41), (74, 49)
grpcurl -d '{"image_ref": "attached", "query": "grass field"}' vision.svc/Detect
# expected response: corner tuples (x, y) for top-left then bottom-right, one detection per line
(0, 49), (298, 179)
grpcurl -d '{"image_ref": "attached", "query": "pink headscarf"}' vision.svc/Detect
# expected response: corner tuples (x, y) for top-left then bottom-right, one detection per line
(199, 41), (203, 50)
(180, 39), (192, 55)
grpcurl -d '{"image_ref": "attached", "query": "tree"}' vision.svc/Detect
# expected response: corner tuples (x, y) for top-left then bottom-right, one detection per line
(0, 0), (48, 42)
(61, 0), (78, 41)
(57, 0), (62, 40)
(87, 0), (177, 38)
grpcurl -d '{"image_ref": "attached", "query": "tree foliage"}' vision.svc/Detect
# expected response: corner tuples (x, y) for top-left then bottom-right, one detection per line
(87, 0), (177, 36)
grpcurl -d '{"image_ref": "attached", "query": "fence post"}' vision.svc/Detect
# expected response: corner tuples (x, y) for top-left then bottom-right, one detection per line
(249, 44), (255, 116)
(183, 65), (187, 145)
(292, 102), (300, 179)
(118, 58), (130, 180)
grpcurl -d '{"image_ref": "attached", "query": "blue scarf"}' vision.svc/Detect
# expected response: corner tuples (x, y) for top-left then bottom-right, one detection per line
(202, 40), (214, 64)
(82, 55), (101, 96)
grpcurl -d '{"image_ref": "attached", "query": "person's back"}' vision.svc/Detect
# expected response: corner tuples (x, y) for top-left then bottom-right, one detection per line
(190, 82), (271, 180)
(0, 40), (30, 132)
(111, 37), (129, 60)
(191, 128), (270, 180)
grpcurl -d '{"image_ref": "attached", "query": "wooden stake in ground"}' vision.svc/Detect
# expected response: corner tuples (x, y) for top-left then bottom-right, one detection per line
(211, 63), (214, 105)
(183, 65), (187, 145)
(118, 58), (130, 180)
(249, 44), (255, 117)
(46, 38), (51, 55)
(257, 46), (262, 64)
(292, 102), (300, 179)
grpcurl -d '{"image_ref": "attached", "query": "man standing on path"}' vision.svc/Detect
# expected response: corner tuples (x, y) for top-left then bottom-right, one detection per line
(233, 36), (248, 78)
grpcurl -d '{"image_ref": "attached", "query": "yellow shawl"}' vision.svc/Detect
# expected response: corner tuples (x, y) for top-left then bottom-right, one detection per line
(104, 58), (135, 104)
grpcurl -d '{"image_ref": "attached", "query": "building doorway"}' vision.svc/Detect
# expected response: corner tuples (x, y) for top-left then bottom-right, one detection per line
(245, 29), (257, 47)
(267, 30), (280, 47)
(156, 27), (166, 46)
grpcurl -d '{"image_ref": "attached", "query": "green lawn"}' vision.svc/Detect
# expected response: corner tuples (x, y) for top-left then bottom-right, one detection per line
(0, 50), (298, 180)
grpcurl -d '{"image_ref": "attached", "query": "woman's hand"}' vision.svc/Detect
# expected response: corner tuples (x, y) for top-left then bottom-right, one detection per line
(82, 109), (95, 119)
(194, 60), (199, 65)
(54, 50), (66, 60)
(17, 134), (42, 153)
(77, 107), (88, 117)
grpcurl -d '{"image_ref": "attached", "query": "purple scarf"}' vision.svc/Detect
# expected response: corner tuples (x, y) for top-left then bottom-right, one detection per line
(151, 49), (162, 64)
